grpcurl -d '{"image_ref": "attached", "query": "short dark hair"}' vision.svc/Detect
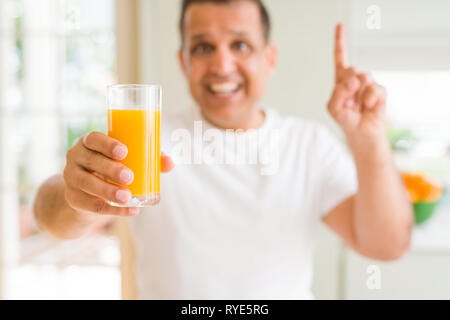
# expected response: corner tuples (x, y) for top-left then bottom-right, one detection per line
(179, 0), (271, 45)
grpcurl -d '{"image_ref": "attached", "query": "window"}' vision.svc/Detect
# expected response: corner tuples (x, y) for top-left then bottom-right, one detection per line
(349, 0), (450, 182)
(375, 71), (450, 150)
(375, 70), (450, 181)
(0, 0), (120, 299)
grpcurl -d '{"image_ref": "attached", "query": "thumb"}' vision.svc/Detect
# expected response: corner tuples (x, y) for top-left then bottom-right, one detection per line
(161, 152), (175, 173)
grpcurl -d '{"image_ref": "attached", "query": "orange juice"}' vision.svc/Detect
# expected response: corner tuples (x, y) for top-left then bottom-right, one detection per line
(108, 109), (161, 198)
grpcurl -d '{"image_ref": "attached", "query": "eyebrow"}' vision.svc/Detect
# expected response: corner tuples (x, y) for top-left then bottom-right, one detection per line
(190, 30), (250, 42)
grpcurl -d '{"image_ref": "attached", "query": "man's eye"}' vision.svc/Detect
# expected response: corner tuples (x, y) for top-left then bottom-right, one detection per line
(231, 41), (251, 52)
(191, 44), (214, 55)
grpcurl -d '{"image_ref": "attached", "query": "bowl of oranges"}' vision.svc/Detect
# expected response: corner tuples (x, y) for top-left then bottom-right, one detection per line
(401, 173), (444, 225)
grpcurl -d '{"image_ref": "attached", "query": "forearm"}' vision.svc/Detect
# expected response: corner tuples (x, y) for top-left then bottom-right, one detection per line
(348, 133), (414, 259)
(34, 175), (112, 240)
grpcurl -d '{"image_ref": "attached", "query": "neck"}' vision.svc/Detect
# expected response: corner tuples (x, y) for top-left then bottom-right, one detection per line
(200, 107), (266, 131)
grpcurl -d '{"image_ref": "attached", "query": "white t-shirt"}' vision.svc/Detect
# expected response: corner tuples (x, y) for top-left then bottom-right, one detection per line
(130, 104), (357, 300)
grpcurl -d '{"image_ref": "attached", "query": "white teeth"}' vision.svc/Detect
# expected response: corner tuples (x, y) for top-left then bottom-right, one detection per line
(209, 82), (239, 94)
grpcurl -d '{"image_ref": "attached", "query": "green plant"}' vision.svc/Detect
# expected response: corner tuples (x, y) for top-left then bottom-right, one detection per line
(387, 126), (417, 152)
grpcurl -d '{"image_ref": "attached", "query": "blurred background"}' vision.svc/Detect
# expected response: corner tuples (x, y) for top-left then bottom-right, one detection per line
(0, 0), (450, 299)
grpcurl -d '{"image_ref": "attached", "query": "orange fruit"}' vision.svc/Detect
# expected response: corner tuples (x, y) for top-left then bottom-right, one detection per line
(401, 173), (443, 203)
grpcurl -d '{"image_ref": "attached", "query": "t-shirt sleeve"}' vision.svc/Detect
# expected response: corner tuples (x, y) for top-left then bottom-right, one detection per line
(314, 126), (358, 219)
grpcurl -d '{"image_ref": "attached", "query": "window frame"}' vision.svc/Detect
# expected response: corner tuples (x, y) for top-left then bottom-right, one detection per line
(0, 0), (135, 300)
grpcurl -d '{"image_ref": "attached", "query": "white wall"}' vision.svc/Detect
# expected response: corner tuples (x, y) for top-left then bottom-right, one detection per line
(139, 0), (193, 113)
(263, 0), (348, 133)
(349, 0), (450, 70)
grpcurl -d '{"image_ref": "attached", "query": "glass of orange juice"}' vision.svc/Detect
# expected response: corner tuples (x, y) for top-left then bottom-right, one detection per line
(107, 84), (161, 207)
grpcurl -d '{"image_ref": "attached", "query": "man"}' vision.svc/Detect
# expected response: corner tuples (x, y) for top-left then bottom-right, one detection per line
(34, 0), (414, 299)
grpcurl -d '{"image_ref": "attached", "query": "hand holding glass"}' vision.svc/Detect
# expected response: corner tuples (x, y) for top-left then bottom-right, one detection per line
(107, 85), (161, 207)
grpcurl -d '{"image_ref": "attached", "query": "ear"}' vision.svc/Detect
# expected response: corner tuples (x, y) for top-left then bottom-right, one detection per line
(178, 48), (188, 76)
(265, 43), (278, 77)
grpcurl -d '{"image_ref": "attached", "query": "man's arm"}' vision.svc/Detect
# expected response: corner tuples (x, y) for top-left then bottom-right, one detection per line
(34, 174), (115, 240)
(322, 24), (414, 261)
(322, 137), (414, 261)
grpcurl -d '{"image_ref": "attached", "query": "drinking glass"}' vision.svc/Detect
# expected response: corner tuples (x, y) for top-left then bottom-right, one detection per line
(107, 84), (161, 207)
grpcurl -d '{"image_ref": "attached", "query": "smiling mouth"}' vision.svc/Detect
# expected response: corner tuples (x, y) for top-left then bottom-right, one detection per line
(207, 82), (242, 96)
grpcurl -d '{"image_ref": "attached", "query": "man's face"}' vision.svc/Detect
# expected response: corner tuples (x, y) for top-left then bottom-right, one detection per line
(179, 0), (277, 129)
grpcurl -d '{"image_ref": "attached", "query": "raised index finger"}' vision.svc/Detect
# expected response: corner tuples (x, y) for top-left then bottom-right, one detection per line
(334, 23), (349, 76)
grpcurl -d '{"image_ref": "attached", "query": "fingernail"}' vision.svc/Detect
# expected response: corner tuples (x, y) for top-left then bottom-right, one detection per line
(82, 133), (90, 145)
(113, 146), (127, 159)
(129, 207), (140, 216)
(120, 169), (134, 185)
(116, 189), (131, 203)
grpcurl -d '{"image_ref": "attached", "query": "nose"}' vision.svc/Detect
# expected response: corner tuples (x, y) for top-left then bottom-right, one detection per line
(209, 45), (236, 75)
